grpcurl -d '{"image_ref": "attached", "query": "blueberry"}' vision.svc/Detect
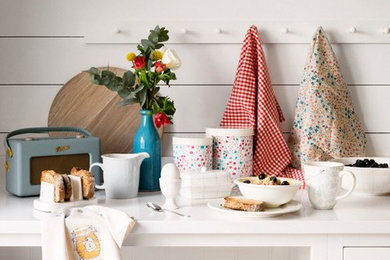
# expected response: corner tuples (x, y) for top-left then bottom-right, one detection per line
(258, 173), (266, 180)
(270, 176), (277, 183)
(243, 180), (251, 184)
(281, 180), (290, 185)
(383, 163), (389, 168)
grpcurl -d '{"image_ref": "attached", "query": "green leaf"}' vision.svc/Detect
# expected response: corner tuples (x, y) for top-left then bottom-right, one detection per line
(86, 67), (100, 76)
(141, 39), (153, 49)
(106, 77), (122, 91)
(148, 32), (159, 43)
(123, 71), (135, 87)
(101, 70), (115, 78)
(117, 98), (139, 106)
(137, 88), (147, 107)
(162, 97), (176, 115)
(158, 27), (169, 42)
(118, 88), (132, 99)
(90, 74), (101, 85)
(133, 84), (144, 94)
(137, 44), (145, 54)
(153, 96), (176, 116)
(138, 70), (149, 88)
(155, 43), (164, 49)
(100, 70), (116, 86)
(152, 99), (162, 113)
(146, 57), (153, 70)
(158, 71), (176, 85)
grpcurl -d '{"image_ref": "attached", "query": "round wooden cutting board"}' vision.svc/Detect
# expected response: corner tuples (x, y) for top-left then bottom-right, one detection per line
(48, 67), (163, 154)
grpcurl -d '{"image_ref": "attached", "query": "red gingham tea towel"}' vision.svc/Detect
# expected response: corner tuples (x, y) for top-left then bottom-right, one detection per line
(220, 25), (303, 181)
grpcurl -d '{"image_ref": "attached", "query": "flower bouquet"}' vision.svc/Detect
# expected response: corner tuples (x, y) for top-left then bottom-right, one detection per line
(86, 25), (180, 128)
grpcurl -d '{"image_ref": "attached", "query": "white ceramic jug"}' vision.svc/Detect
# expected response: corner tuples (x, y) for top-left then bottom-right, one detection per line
(90, 153), (149, 199)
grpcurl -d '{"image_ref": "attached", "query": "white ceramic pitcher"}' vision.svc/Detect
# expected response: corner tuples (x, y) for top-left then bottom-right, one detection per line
(90, 153), (149, 199)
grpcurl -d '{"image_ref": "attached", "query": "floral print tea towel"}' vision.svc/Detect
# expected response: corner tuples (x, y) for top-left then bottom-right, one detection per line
(288, 27), (366, 168)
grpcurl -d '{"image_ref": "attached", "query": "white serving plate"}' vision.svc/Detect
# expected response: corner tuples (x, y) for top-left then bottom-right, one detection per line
(331, 157), (390, 195)
(234, 177), (303, 207)
(208, 198), (302, 218)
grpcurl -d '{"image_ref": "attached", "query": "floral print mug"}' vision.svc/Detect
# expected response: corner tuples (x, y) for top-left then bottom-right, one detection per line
(206, 128), (254, 179)
(173, 136), (213, 172)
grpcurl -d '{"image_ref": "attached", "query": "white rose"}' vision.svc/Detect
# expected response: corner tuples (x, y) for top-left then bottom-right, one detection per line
(162, 48), (181, 70)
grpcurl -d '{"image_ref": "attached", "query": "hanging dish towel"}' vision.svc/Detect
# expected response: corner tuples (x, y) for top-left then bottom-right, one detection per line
(220, 25), (302, 180)
(288, 27), (366, 168)
(41, 206), (135, 260)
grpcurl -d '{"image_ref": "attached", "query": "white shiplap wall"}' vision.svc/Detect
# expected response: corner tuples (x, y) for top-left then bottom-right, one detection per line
(2, 0), (390, 259)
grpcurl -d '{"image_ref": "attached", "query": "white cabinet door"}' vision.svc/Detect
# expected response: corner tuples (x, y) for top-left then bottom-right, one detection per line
(344, 247), (390, 260)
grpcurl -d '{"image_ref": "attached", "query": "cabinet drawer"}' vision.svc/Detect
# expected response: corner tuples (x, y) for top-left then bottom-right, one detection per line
(344, 247), (390, 260)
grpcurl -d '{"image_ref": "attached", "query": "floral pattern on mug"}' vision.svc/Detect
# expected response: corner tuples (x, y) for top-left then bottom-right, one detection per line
(173, 144), (212, 172)
(212, 136), (253, 178)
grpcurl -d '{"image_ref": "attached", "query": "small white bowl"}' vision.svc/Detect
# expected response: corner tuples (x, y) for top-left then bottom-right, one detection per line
(234, 177), (303, 207)
(331, 157), (390, 195)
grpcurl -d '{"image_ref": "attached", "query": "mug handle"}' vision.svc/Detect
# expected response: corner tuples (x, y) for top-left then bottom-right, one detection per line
(335, 170), (356, 201)
(90, 163), (105, 190)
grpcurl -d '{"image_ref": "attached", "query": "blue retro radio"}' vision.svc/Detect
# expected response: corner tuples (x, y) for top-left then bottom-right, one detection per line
(4, 127), (101, 197)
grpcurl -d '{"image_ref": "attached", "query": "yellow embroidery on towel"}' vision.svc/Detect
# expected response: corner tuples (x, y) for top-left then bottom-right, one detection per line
(71, 225), (101, 259)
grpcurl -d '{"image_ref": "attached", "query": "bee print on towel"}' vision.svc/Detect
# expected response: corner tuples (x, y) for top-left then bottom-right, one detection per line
(71, 225), (101, 259)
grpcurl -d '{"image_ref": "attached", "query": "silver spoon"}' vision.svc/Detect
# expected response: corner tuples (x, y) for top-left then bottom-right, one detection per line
(146, 202), (190, 218)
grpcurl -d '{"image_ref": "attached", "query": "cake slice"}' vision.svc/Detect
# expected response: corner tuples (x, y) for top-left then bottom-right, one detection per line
(40, 170), (65, 202)
(223, 197), (264, 212)
(70, 167), (95, 199)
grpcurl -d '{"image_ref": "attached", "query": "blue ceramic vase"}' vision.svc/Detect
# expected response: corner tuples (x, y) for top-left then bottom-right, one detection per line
(133, 110), (161, 191)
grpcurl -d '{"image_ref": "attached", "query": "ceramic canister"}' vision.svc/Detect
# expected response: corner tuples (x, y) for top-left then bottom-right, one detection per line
(206, 128), (254, 179)
(172, 136), (213, 172)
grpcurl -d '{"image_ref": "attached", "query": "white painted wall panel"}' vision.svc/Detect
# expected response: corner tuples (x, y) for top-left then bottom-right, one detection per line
(3, 39), (390, 85)
(1, 0), (389, 36)
(1, 85), (390, 136)
(0, 86), (60, 131)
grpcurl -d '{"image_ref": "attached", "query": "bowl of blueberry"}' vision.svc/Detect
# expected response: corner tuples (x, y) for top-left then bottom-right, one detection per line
(331, 157), (390, 195)
(234, 174), (303, 207)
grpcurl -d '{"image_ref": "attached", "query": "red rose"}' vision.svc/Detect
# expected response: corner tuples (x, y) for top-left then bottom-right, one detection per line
(154, 61), (166, 73)
(154, 113), (172, 128)
(132, 56), (146, 70)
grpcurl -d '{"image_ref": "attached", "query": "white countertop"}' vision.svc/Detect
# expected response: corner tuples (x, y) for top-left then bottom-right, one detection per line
(1, 188), (390, 237)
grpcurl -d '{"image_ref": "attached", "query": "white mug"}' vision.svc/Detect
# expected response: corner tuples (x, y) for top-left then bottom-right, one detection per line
(303, 161), (356, 210)
(90, 153), (149, 199)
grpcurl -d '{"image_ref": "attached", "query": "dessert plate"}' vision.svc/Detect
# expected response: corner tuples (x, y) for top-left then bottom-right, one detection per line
(208, 198), (302, 218)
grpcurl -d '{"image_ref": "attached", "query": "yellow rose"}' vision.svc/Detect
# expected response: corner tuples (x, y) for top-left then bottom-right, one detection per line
(151, 51), (163, 60)
(126, 52), (136, 61)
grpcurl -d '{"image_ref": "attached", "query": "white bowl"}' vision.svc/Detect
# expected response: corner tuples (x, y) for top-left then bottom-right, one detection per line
(234, 177), (303, 207)
(331, 157), (390, 195)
